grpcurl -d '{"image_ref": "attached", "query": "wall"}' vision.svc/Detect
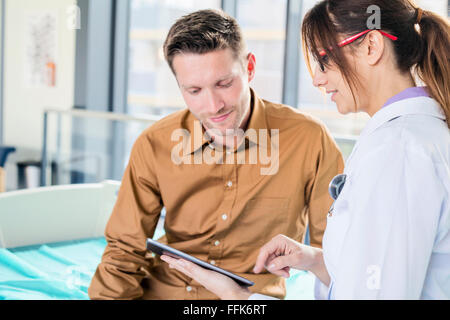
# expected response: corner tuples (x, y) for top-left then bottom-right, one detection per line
(2, 0), (77, 189)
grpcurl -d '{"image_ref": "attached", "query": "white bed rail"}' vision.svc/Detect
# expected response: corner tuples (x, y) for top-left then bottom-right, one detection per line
(0, 180), (120, 248)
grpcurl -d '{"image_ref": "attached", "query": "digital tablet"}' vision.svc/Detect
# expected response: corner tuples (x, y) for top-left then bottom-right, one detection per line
(146, 238), (254, 287)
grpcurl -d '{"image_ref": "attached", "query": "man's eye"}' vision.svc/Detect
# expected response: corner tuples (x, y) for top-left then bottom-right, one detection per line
(189, 89), (200, 95)
(219, 81), (232, 88)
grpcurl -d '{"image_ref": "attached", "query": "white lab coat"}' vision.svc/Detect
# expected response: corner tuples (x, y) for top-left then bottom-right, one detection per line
(249, 95), (450, 301)
(318, 96), (450, 299)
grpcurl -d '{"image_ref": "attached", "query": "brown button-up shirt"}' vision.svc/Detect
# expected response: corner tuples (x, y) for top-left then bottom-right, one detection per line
(88, 88), (344, 300)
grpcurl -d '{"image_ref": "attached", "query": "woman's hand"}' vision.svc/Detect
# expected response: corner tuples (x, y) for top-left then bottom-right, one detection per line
(253, 234), (329, 285)
(160, 255), (252, 300)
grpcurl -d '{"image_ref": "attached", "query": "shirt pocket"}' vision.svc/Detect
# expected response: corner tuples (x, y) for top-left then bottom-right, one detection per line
(234, 198), (290, 247)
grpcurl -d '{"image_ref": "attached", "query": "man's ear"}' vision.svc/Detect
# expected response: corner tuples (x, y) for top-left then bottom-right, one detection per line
(365, 30), (384, 66)
(246, 53), (256, 82)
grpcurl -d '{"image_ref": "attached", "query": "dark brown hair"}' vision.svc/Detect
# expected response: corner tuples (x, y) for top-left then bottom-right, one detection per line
(163, 9), (246, 73)
(302, 0), (450, 127)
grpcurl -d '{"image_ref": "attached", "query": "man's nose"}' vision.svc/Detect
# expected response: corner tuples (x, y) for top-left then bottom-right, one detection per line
(205, 90), (225, 114)
(312, 65), (327, 88)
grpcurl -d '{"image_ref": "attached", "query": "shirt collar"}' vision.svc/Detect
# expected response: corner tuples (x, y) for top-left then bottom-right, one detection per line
(182, 87), (269, 155)
(181, 113), (211, 156)
(381, 86), (430, 109)
(361, 95), (446, 138)
(244, 88), (269, 145)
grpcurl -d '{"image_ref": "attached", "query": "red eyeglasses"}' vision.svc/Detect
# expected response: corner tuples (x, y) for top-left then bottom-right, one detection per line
(318, 29), (398, 57)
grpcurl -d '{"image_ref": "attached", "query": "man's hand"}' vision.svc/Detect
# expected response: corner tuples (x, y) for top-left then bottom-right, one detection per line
(161, 255), (252, 300)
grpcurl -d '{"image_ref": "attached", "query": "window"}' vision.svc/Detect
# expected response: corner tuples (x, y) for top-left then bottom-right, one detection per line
(297, 0), (449, 138)
(127, 0), (448, 137)
(236, 0), (287, 103)
(127, 0), (221, 117)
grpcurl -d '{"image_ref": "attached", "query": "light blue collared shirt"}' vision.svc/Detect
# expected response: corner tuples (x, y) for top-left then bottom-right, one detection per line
(381, 86), (430, 108)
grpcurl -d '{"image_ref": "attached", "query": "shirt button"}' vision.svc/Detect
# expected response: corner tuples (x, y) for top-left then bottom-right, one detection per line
(222, 214), (228, 220)
(186, 286), (192, 292)
(210, 260), (216, 265)
(226, 181), (232, 187)
(214, 240), (220, 246)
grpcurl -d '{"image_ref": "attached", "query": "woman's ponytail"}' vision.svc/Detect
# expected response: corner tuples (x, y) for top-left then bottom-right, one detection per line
(415, 9), (450, 127)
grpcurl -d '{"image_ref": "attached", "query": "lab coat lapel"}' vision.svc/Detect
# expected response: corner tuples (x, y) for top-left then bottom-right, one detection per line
(345, 97), (445, 167)
(360, 96), (445, 138)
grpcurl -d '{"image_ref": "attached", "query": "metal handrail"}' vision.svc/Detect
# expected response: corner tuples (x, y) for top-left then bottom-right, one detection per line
(41, 108), (161, 186)
(44, 108), (161, 123)
(333, 134), (358, 144)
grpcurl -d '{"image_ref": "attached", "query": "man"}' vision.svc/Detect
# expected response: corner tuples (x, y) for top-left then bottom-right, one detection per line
(88, 9), (343, 300)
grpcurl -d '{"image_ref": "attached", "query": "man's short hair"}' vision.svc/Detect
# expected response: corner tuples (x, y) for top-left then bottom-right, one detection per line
(163, 9), (247, 73)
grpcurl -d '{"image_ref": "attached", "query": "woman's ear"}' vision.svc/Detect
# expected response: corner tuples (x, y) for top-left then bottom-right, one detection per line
(365, 30), (385, 66)
(247, 53), (256, 82)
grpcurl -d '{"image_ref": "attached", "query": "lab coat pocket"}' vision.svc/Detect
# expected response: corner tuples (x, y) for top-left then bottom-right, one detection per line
(234, 198), (290, 247)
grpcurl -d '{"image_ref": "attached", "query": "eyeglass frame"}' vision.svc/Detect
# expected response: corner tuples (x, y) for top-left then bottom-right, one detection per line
(316, 29), (398, 72)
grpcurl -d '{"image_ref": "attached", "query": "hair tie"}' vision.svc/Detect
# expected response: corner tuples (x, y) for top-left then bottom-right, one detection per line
(416, 8), (423, 24)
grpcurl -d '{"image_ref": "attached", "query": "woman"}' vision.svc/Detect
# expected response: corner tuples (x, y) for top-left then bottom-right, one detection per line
(161, 0), (450, 299)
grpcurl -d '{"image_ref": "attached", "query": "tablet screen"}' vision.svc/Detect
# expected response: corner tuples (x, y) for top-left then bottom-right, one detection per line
(146, 238), (254, 287)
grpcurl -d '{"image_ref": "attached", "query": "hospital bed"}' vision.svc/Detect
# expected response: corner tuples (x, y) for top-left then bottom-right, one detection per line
(0, 181), (315, 299)
(0, 180), (120, 248)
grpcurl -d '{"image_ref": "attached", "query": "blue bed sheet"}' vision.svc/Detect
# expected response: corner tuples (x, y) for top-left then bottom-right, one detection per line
(0, 232), (314, 300)
(0, 237), (107, 300)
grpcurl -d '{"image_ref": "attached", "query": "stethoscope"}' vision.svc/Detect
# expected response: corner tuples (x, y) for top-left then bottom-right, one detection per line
(327, 174), (347, 217)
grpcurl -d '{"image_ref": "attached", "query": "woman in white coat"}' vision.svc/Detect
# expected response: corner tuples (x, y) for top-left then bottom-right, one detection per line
(161, 0), (450, 299)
